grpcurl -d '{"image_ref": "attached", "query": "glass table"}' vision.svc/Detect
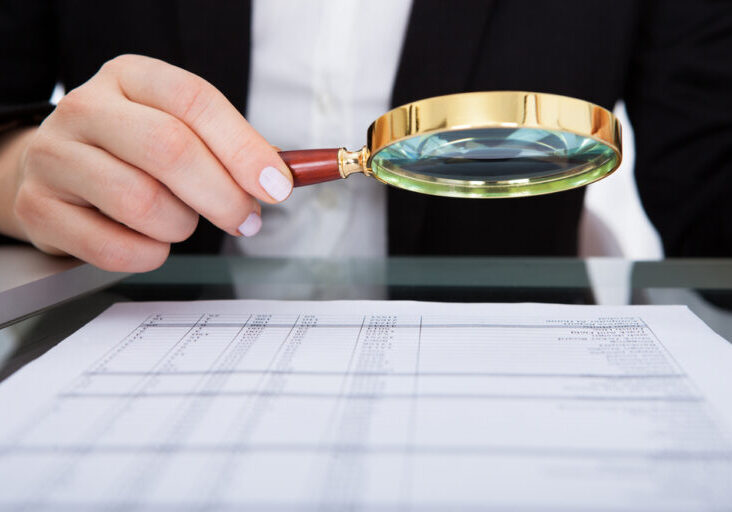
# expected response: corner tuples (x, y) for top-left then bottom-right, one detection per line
(2, 256), (732, 382)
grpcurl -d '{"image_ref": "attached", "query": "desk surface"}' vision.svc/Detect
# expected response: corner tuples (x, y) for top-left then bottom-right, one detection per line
(0, 246), (81, 293)
(0, 246), (126, 328)
(2, 254), (732, 380)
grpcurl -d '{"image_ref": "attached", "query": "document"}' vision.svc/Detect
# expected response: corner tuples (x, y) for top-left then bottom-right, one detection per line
(0, 300), (730, 510)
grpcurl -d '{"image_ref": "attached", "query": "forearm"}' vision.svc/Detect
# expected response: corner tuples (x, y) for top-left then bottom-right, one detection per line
(0, 127), (36, 241)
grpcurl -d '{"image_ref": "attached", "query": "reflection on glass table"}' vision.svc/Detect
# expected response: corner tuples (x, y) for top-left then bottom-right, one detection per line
(1, 256), (732, 382)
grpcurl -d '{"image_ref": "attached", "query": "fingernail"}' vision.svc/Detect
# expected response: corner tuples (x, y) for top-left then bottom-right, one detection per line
(259, 166), (292, 202)
(238, 212), (262, 237)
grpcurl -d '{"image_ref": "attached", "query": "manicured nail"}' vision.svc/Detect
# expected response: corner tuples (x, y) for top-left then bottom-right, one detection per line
(238, 212), (262, 237)
(259, 166), (292, 202)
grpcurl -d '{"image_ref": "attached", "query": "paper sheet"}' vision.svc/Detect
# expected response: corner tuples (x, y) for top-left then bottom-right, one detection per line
(0, 300), (731, 510)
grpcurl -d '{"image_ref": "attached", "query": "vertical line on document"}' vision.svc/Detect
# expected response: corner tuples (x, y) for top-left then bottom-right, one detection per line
(262, 314), (301, 382)
(202, 314), (253, 379)
(78, 313), (158, 379)
(314, 315), (366, 505)
(346, 316), (367, 378)
(322, 315), (366, 441)
(134, 313), (206, 385)
(638, 317), (687, 377)
(337, 315), (367, 401)
(401, 315), (422, 508)
(416, 316), (423, 377)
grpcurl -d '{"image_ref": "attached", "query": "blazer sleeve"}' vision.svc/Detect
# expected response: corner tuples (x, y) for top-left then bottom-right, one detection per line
(0, 1), (58, 106)
(0, 1), (58, 245)
(626, 0), (732, 257)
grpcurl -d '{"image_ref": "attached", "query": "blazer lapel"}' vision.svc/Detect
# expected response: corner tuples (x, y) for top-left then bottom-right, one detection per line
(388, 0), (496, 254)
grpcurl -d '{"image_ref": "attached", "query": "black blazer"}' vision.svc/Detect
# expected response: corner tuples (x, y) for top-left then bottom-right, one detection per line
(2, 0), (731, 256)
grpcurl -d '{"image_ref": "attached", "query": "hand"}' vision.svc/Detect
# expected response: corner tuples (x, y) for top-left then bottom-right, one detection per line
(11, 54), (292, 271)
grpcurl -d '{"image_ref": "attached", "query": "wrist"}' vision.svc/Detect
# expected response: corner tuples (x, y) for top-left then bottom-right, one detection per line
(0, 127), (38, 241)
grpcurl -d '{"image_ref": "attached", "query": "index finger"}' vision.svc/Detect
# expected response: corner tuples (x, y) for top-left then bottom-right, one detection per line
(104, 54), (293, 203)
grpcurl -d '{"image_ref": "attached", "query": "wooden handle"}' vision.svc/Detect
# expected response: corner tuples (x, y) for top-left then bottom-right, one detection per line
(279, 148), (342, 187)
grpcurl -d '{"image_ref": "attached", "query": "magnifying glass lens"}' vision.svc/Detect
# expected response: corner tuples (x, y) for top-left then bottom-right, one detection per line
(370, 127), (619, 198)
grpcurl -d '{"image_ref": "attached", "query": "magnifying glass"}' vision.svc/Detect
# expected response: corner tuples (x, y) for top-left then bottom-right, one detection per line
(278, 91), (621, 198)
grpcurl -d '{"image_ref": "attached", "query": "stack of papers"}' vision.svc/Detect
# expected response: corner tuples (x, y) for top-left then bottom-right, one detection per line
(0, 300), (730, 510)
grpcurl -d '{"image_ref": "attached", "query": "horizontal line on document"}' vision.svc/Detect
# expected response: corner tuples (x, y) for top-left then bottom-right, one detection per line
(57, 391), (702, 402)
(83, 370), (687, 378)
(140, 323), (647, 329)
(2, 444), (729, 461)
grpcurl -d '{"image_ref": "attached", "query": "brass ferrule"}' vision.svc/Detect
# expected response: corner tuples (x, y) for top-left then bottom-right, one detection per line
(338, 146), (371, 179)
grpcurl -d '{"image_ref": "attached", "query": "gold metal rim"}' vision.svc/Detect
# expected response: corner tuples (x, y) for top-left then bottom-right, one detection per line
(365, 91), (622, 169)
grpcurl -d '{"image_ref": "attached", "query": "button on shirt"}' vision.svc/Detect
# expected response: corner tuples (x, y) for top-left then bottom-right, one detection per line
(229, 0), (412, 258)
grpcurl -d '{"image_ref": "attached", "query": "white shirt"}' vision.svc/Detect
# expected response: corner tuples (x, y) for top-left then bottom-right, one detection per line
(227, 0), (412, 257)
